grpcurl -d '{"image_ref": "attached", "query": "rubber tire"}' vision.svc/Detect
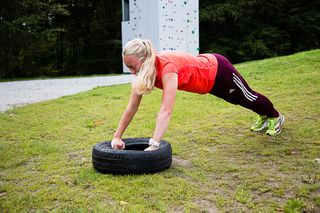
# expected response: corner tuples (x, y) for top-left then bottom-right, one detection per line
(92, 138), (172, 174)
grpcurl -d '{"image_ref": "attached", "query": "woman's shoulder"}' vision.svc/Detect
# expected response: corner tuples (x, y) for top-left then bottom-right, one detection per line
(156, 51), (195, 65)
(156, 51), (178, 67)
(157, 50), (193, 57)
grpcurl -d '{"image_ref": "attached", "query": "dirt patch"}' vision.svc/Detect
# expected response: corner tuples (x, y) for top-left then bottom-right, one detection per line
(68, 150), (90, 166)
(193, 199), (219, 213)
(172, 156), (193, 168)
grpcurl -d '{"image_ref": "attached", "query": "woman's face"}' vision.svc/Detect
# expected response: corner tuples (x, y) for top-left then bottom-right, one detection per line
(123, 55), (143, 75)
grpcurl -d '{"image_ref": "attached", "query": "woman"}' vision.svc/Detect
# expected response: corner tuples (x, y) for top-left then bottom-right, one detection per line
(111, 39), (284, 151)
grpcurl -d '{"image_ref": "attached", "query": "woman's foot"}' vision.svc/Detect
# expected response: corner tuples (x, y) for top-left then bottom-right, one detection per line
(266, 114), (285, 136)
(251, 115), (269, 132)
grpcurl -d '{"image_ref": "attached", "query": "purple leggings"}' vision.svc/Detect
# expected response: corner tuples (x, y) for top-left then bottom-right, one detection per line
(210, 54), (279, 117)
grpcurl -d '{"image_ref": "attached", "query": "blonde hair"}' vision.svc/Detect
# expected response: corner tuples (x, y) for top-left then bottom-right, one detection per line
(123, 39), (156, 95)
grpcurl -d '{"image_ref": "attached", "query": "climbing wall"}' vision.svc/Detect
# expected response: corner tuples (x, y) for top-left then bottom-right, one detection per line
(158, 0), (199, 54)
(122, 0), (199, 73)
(121, 0), (160, 49)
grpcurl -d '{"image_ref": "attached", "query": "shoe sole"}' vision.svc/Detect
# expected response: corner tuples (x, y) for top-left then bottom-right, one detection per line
(267, 114), (285, 136)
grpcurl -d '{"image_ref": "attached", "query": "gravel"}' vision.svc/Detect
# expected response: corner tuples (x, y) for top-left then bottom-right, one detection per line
(0, 75), (134, 112)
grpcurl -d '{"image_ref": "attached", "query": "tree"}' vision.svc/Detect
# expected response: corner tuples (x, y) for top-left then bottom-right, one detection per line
(199, 0), (320, 63)
(1, 0), (319, 78)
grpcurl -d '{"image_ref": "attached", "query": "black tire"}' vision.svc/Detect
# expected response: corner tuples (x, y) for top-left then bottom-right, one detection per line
(92, 138), (172, 174)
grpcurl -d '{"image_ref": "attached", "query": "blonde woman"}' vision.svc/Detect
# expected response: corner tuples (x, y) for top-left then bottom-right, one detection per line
(111, 39), (284, 151)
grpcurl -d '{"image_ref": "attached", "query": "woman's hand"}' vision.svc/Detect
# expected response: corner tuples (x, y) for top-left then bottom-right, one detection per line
(144, 145), (159, 151)
(111, 137), (125, 150)
(112, 89), (142, 151)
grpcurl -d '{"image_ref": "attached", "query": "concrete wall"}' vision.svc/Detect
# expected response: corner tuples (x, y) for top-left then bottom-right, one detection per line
(122, 0), (199, 73)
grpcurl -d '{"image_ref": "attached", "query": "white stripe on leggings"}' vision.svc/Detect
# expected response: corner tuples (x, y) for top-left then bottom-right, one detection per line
(232, 73), (258, 102)
(233, 74), (258, 99)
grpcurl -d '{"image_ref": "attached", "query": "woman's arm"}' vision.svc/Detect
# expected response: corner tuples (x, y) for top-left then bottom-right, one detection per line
(112, 89), (142, 149)
(150, 72), (178, 145)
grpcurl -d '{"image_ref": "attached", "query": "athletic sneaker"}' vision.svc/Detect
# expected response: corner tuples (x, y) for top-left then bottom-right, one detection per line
(266, 114), (285, 136)
(250, 115), (269, 132)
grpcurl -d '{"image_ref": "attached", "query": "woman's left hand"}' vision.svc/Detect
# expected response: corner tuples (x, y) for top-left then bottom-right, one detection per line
(144, 145), (159, 151)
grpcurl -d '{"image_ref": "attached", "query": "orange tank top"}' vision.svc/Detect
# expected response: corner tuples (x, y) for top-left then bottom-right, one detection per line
(155, 51), (218, 94)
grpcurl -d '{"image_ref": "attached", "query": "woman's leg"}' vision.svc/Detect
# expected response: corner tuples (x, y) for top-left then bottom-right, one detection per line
(210, 54), (284, 135)
(210, 54), (279, 117)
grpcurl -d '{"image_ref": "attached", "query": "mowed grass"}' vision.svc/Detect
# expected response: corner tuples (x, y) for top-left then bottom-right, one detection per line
(0, 50), (319, 212)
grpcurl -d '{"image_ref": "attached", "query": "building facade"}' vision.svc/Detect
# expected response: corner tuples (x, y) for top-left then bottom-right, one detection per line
(121, 0), (199, 73)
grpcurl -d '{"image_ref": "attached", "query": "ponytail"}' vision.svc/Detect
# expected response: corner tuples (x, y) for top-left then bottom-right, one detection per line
(123, 39), (156, 95)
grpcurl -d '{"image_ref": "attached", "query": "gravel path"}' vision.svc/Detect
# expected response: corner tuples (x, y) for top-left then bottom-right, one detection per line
(0, 75), (134, 112)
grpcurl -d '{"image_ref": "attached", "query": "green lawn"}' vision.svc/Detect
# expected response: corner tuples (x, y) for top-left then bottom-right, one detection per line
(1, 50), (319, 212)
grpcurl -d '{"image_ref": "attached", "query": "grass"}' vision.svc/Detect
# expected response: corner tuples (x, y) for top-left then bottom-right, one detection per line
(1, 50), (320, 212)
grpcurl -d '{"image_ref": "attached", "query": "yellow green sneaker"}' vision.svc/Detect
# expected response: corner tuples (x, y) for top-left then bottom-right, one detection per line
(251, 115), (268, 132)
(266, 114), (285, 136)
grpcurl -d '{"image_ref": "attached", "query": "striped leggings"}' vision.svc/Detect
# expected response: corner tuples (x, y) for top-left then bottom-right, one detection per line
(210, 54), (279, 118)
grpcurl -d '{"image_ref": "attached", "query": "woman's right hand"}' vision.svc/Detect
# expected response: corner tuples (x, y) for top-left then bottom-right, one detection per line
(111, 137), (125, 150)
